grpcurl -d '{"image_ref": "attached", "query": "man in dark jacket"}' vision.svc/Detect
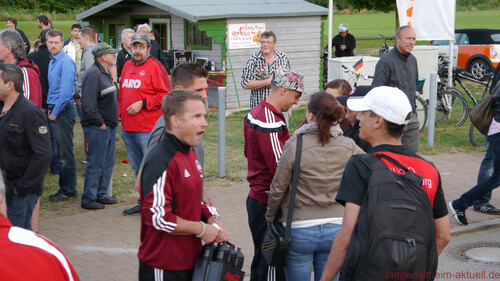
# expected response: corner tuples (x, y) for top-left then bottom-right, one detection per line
(372, 25), (419, 153)
(117, 28), (134, 81)
(6, 17), (30, 54)
(332, 23), (356, 57)
(0, 63), (51, 230)
(80, 43), (120, 210)
(0, 29), (42, 108)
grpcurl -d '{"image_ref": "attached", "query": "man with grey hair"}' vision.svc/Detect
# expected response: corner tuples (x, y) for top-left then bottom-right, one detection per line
(117, 28), (134, 80)
(136, 23), (169, 72)
(46, 29), (78, 202)
(0, 171), (80, 280)
(372, 25), (419, 152)
(0, 63), (50, 230)
(0, 29), (42, 108)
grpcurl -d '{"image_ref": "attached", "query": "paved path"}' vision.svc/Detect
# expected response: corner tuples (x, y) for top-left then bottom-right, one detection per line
(38, 151), (500, 281)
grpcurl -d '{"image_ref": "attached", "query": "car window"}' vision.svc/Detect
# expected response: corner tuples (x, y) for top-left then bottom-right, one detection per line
(432, 40), (449, 46)
(457, 33), (469, 45)
(492, 33), (500, 43)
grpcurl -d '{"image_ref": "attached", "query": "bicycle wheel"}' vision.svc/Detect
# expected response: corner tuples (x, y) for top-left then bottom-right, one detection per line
(415, 94), (428, 132)
(435, 88), (469, 127)
(469, 123), (487, 147)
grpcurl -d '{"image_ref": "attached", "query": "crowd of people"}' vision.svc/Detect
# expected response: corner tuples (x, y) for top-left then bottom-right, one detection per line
(0, 15), (498, 281)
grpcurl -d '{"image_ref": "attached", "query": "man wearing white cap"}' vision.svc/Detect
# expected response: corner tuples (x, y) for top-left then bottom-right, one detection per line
(320, 86), (450, 281)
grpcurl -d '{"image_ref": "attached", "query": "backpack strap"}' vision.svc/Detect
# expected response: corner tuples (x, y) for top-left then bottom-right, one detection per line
(357, 153), (411, 173)
(281, 134), (302, 250)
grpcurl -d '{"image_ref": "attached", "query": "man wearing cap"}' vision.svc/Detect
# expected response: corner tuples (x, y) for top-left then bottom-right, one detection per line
(118, 32), (171, 183)
(372, 25), (420, 152)
(80, 43), (120, 210)
(244, 68), (303, 281)
(320, 86), (450, 281)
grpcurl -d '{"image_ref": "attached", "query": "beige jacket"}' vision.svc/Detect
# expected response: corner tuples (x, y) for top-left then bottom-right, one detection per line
(265, 123), (364, 222)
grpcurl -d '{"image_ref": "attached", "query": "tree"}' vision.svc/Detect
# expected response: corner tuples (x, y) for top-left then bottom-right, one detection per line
(342, 0), (396, 12)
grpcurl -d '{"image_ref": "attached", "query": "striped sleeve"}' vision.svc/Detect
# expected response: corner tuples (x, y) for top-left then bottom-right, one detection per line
(251, 107), (287, 177)
(20, 67), (30, 101)
(145, 169), (178, 233)
(201, 201), (219, 219)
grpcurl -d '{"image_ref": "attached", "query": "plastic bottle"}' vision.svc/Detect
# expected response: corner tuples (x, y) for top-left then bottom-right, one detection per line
(228, 245), (237, 265)
(211, 59), (216, 71)
(213, 242), (230, 262)
(235, 248), (244, 269)
(201, 243), (215, 260)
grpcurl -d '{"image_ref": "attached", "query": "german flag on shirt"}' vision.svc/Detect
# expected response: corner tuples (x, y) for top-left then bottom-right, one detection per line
(353, 58), (364, 74)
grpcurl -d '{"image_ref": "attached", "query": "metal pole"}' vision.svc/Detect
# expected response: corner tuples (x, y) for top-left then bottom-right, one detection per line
(427, 71), (438, 148)
(448, 40), (454, 87)
(328, 0), (333, 59)
(218, 87), (226, 178)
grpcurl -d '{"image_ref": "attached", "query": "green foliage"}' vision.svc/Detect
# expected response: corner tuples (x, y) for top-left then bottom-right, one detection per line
(0, 0), (105, 14)
(306, 0), (500, 12)
(456, 0), (500, 11)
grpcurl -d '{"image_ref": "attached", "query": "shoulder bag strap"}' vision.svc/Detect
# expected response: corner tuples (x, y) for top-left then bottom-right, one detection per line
(282, 134), (302, 249)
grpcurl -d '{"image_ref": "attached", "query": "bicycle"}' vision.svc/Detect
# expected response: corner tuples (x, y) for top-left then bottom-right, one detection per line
(378, 34), (394, 57)
(341, 64), (372, 87)
(437, 59), (494, 146)
(342, 64), (428, 133)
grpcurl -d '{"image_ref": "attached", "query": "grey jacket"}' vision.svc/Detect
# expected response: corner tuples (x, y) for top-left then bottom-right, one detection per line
(265, 124), (364, 222)
(78, 44), (97, 92)
(372, 47), (419, 111)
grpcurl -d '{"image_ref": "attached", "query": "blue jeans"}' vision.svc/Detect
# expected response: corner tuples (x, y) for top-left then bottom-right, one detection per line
(81, 126), (116, 204)
(285, 224), (341, 281)
(7, 193), (39, 230)
(121, 130), (150, 176)
(51, 104), (78, 197)
(474, 142), (494, 208)
(48, 122), (60, 174)
(455, 132), (500, 210)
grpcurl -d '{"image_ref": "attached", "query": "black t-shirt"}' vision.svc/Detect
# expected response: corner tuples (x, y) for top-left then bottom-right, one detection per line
(336, 144), (448, 219)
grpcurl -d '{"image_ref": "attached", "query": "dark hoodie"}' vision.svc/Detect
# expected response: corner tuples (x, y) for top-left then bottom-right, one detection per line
(16, 59), (43, 108)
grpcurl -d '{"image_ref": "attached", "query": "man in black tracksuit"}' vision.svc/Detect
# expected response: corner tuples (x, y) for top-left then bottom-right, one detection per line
(0, 63), (51, 230)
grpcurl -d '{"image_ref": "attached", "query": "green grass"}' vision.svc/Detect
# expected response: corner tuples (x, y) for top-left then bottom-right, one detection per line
(0, 20), (75, 50)
(325, 10), (500, 51)
(37, 10), (497, 214)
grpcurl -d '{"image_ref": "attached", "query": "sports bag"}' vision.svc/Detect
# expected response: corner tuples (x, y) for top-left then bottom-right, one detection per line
(261, 134), (302, 268)
(342, 154), (438, 281)
(469, 94), (494, 135)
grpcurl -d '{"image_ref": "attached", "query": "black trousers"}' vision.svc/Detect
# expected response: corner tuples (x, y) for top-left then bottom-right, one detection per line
(246, 196), (286, 281)
(139, 260), (193, 281)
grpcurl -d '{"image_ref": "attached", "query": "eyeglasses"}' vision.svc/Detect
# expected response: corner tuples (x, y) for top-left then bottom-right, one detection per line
(260, 41), (275, 45)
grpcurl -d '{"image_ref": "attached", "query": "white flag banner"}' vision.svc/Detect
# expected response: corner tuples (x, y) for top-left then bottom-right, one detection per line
(397, 0), (456, 40)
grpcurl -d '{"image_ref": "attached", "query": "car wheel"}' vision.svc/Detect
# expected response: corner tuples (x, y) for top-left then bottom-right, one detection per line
(469, 59), (491, 81)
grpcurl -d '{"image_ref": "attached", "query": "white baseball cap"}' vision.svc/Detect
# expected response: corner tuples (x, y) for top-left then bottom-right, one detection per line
(347, 86), (412, 125)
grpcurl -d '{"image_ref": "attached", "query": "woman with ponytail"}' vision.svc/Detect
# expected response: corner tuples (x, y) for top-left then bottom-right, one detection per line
(265, 92), (363, 281)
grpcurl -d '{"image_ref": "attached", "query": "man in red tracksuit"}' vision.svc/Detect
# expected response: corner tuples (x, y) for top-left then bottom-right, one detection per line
(0, 172), (80, 281)
(138, 90), (230, 281)
(244, 68), (304, 281)
(0, 29), (42, 108)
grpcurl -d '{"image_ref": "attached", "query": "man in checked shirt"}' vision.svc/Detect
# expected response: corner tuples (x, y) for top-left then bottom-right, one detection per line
(241, 31), (290, 110)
